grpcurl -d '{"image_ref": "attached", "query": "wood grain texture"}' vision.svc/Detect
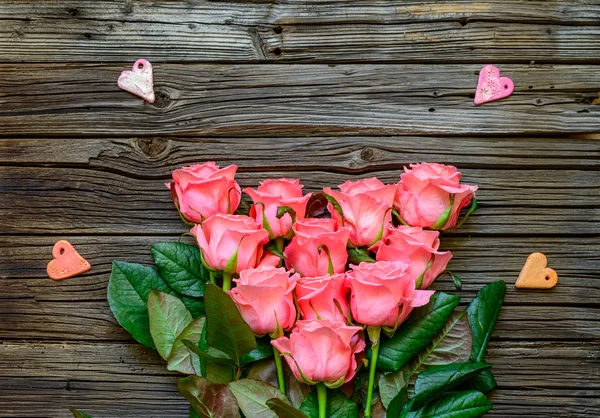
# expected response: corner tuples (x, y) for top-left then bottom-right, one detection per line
(2, 163), (599, 235)
(1, 1), (600, 63)
(0, 341), (598, 417)
(0, 64), (599, 136)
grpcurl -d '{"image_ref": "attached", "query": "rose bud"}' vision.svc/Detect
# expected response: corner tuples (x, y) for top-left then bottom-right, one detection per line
(395, 163), (478, 230)
(283, 219), (351, 277)
(370, 226), (452, 289)
(323, 178), (397, 247)
(244, 178), (311, 239)
(228, 266), (299, 336)
(296, 273), (350, 323)
(348, 261), (434, 329)
(191, 214), (269, 274)
(166, 162), (242, 224)
(271, 320), (366, 388)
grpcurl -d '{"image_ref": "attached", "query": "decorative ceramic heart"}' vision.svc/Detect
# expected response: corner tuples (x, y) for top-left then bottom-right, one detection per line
(118, 59), (155, 103)
(47, 240), (91, 280)
(515, 252), (557, 289)
(474, 65), (514, 105)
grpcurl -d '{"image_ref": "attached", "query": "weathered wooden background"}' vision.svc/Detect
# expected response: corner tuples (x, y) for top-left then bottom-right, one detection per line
(1, 1), (599, 417)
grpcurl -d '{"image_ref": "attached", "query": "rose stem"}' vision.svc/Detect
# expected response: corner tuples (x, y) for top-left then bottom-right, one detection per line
(272, 346), (286, 394)
(365, 327), (381, 418)
(317, 382), (327, 418)
(222, 272), (233, 291)
(208, 271), (217, 285)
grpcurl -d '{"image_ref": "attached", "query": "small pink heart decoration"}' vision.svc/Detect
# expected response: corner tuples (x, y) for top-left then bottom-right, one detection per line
(474, 65), (514, 105)
(118, 59), (155, 103)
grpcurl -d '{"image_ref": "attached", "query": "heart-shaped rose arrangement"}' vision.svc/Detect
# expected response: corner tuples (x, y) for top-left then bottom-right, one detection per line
(69, 162), (510, 418)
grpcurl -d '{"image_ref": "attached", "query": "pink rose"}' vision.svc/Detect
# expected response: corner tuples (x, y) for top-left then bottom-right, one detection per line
(395, 163), (477, 230)
(283, 219), (350, 277)
(348, 261), (434, 328)
(191, 214), (269, 274)
(296, 273), (349, 323)
(324, 178), (396, 247)
(228, 266), (299, 335)
(167, 162), (241, 223)
(370, 226), (452, 289)
(244, 179), (311, 239)
(271, 320), (365, 388)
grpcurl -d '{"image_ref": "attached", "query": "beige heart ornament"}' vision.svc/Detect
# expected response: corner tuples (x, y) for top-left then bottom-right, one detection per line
(515, 252), (557, 289)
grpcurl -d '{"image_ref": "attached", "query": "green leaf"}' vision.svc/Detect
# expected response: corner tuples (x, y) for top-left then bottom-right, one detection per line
(347, 247), (376, 265)
(401, 390), (492, 418)
(152, 242), (208, 297)
(300, 390), (358, 418)
(229, 378), (289, 418)
(178, 375), (240, 418)
(197, 317), (235, 383)
(241, 336), (274, 365)
(69, 409), (92, 418)
(248, 359), (310, 408)
(205, 283), (256, 364)
(400, 311), (472, 397)
(189, 407), (201, 418)
(385, 388), (407, 418)
(167, 317), (205, 375)
(107, 260), (174, 349)
(182, 340), (237, 368)
(266, 398), (309, 418)
(464, 368), (497, 393)
(467, 280), (507, 362)
(147, 290), (193, 360)
(378, 292), (461, 371)
(411, 362), (491, 410)
(450, 272), (462, 291)
(455, 198), (479, 230)
(379, 369), (408, 408)
(322, 192), (345, 226)
(183, 295), (206, 319)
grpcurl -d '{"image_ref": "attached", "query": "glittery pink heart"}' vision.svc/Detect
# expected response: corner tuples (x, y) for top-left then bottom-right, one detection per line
(118, 59), (155, 103)
(474, 65), (514, 105)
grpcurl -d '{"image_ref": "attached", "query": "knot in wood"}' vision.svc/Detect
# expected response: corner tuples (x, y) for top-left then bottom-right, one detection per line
(360, 147), (375, 162)
(136, 137), (168, 157)
(152, 90), (171, 109)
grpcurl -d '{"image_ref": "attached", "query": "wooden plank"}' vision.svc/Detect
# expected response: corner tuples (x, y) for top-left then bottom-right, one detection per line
(0, 64), (599, 136)
(1, 235), (599, 341)
(1, 1), (600, 63)
(2, 235), (598, 305)
(1, 165), (599, 235)
(0, 341), (598, 417)
(2, 136), (600, 170)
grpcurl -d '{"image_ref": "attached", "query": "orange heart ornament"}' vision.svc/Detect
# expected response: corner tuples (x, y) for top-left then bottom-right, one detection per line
(515, 252), (557, 289)
(47, 240), (91, 280)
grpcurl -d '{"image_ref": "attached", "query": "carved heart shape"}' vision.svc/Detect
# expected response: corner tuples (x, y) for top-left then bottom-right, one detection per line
(118, 59), (155, 103)
(515, 252), (557, 289)
(474, 65), (514, 105)
(47, 240), (91, 280)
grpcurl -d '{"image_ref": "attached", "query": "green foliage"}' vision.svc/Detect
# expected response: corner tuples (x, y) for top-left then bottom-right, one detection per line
(178, 375), (240, 418)
(152, 242), (208, 297)
(69, 409), (92, 418)
(378, 292), (461, 372)
(300, 390), (358, 418)
(204, 283), (256, 365)
(229, 379), (289, 418)
(401, 390), (492, 418)
(168, 318), (205, 375)
(107, 261), (174, 349)
(241, 336), (274, 365)
(266, 398), (310, 418)
(147, 290), (193, 360)
(410, 362), (490, 410)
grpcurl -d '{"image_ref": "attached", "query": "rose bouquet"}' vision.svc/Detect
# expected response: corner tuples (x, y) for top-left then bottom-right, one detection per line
(83, 162), (506, 418)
